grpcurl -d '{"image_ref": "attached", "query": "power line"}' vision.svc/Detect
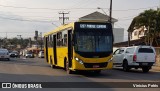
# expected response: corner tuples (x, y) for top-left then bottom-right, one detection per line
(0, 32), (35, 33)
(118, 18), (134, 21)
(0, 15), (76, 24)
(0, 14), (54, 21)
(117, 14), (138, 19)
(0, 4), (66, 10)
(0, 4), (102, 10)
(113, 6), (158, 11)
(59, 11), (69, 25)
(0, 16), (57, 23)
(0, 4), (156, 11)
(0, 13), (79, 21)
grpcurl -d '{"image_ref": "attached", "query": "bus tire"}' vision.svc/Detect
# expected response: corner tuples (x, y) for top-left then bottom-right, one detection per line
(63, 57), (67, 70)
(66, 61), (73, 74)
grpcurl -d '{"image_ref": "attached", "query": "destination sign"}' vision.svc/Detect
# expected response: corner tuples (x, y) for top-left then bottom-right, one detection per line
(80, 24), (107, 29)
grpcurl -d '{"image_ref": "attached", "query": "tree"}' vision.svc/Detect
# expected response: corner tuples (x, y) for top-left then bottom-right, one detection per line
(128, 9), (160, 46)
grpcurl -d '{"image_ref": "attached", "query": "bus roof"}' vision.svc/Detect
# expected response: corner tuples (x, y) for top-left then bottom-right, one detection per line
(44, 22), (74, 37)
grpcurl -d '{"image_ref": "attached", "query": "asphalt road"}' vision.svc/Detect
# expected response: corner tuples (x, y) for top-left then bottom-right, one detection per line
(0, 57), (160, 91)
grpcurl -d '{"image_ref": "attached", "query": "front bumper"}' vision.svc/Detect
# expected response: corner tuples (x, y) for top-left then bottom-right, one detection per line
(71, 60), (113, 70)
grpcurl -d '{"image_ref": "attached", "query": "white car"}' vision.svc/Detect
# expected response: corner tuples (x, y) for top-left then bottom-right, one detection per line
(112, 46), (156, 72)
(0, 49), (10, 61)
(38, 51), (44, 58)
(25, 51), (34, 58)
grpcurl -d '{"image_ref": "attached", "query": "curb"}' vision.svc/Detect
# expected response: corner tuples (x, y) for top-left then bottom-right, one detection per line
(152, 66), (160, 71)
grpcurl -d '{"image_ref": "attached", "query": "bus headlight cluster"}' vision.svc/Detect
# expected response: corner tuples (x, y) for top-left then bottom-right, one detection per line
(108, 58), (113, 62)
(75, 57), (83, 64)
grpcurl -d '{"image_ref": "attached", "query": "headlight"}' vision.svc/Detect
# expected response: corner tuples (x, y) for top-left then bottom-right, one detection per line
(75, 57), (83, 64)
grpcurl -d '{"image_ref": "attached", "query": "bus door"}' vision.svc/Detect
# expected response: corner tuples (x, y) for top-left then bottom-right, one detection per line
(68, 30), (73, 67)
(45, 37), (49, 62)
(53, 35), (57, 65)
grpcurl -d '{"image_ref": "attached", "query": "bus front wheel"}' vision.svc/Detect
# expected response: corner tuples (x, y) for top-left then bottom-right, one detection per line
(66, 61), (73, 74)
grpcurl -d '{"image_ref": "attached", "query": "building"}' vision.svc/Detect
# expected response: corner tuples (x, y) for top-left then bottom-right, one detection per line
(79, 11), (124, 43)
(79, 11), (118, 28)
(113, 28), (124, 43)
(130, 26), (146, 40)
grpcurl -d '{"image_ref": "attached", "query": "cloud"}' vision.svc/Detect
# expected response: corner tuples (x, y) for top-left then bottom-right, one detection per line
(0, 12), (55, 38)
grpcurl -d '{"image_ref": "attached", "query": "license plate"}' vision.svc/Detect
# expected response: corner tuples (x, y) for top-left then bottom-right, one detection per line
(93, 65), (99, 68)
(142, 63), (148, 65)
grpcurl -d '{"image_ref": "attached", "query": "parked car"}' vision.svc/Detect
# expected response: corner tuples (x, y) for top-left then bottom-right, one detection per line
(0, 49), (10, 61)
(38, 51), (44, 58)
(112, 46), (156, 73)
(25, 51), (34, 58)
(9, 51), (20, 58)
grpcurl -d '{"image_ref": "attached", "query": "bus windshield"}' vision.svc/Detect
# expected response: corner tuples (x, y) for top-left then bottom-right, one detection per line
(75, 31), (112, 52)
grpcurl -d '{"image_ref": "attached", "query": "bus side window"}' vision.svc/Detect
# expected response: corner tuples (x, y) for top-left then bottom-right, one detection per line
(64, 34), (67, 46)
(48, 35), (51, 47)
(56, 33), (59, 46)
(57, 32), (62, 46)
(62, 30), (67, 46)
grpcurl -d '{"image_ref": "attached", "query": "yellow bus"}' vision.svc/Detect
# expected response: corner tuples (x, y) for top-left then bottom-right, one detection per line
(44, 22), (113, 74)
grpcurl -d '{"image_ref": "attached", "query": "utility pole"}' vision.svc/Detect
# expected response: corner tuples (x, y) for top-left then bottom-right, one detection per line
(59, 11), (69, 25)
(109, 0), (112, 23)
(40, 32), (43, 51)
(35, 30), (38, 55)
(128, 32), (131, 46)
(17, 35), (22, 48)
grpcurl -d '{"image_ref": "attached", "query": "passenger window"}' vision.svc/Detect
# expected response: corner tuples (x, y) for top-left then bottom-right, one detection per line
(119, 49), (124, 54)
(126, 51), (129, 53)
(126, 48), (134, 54)
(57, 32), (62, 46)
(114, 49), (120, 55)
(138, 48), (154, 53)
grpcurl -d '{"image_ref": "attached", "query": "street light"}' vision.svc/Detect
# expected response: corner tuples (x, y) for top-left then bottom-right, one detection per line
(97, 7), (107, 15)
(97, 0), (112, 23)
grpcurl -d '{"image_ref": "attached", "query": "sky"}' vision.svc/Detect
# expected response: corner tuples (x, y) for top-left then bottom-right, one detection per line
(0, 0), (159, 40)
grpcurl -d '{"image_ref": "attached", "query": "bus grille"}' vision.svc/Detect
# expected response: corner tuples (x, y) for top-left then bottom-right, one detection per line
(83, 62), (108, 68)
